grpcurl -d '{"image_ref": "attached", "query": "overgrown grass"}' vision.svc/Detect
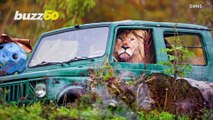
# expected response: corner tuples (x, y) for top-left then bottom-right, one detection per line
(0, 101), (190, 120)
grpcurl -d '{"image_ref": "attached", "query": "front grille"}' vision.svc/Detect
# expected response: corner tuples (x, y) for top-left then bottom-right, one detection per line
(0, 83), (29, 102)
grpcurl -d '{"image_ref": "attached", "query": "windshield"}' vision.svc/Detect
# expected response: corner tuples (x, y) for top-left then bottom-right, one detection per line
(29, 27), (109, 67)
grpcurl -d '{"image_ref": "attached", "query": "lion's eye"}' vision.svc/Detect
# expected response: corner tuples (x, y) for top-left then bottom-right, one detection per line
(130, 38), (134, 41)
(118, 37), (123, 41)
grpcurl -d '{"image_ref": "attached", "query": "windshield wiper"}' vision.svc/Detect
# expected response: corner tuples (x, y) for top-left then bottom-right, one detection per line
(31, 57), (94, 67)
(31, 61), (63, 67)
(63, 56), (95, 64)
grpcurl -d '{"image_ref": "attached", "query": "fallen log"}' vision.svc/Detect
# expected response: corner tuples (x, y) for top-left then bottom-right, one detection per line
(88, 68), (212, 118)
(136, 73), (213, 117)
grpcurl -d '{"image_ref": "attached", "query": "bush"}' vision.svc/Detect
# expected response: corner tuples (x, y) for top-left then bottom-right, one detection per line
(0, 102), (190, 120)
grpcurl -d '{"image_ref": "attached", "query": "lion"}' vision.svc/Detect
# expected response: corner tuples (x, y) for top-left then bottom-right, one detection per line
(113, 29), (150, 63)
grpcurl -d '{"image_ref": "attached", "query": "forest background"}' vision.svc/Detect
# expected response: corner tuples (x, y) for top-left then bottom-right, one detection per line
(0, 0), (212, 46)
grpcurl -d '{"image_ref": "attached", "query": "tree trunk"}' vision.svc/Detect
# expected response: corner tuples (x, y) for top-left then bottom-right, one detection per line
(136, 73), (213, 117)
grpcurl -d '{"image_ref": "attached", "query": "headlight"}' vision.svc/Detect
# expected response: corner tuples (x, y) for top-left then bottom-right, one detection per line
(35, 83), (46, 98)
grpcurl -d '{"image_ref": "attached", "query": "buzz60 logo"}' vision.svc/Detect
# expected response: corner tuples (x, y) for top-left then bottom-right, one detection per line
(14, 10), (59, 21)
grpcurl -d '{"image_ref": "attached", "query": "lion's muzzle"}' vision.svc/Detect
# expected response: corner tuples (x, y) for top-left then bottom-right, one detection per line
(118, 52), (131, 62)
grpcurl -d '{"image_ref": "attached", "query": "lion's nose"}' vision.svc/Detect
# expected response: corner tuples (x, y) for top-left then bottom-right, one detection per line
(122, 45), (130, 50)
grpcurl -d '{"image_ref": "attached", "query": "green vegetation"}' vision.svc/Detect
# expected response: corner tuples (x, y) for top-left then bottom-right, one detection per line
(0, 100), (189, 120)
(158, 41), (194, 78)
(159, 46), (193, 77)
(158, 26), (194, 78)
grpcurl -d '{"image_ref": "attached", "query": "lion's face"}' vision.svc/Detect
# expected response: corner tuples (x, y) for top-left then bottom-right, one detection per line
(114, 30), (146, 62)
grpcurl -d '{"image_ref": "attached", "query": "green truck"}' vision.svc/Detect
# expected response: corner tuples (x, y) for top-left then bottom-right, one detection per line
(0, 20), (212, 104)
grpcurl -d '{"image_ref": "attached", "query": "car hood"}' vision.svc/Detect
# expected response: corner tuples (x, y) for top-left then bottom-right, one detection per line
(0, 60), (103, 82)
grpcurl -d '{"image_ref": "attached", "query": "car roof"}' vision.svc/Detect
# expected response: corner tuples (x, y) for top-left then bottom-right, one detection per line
(43, 20), (210, 36)
(82, 20), (210, 30)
